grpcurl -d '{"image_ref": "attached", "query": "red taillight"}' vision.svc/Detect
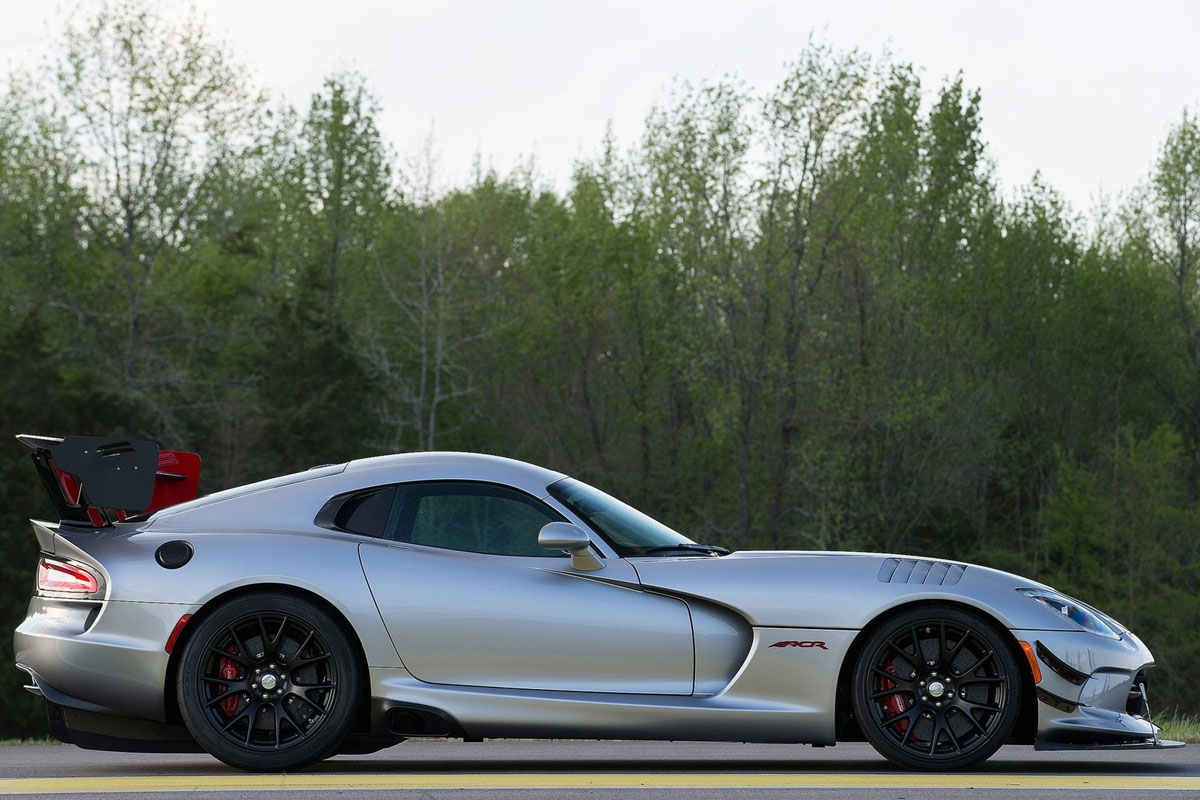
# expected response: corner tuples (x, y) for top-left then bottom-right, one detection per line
(37, 557), (99, 594)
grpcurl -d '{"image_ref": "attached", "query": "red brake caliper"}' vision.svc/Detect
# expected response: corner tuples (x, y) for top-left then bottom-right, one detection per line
(879, 661), (910, 734)
(218, 647), (239, 717)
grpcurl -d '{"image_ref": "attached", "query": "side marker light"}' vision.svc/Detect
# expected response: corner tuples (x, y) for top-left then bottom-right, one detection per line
(165, 614), (192, 654)
(1018, 640), (1042, 684)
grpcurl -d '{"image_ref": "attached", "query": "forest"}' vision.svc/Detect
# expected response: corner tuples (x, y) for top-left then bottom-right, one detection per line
(1, 2), (1198, 737)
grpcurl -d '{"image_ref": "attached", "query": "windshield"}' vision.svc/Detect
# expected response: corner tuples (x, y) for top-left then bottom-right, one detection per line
(547, 478), (699, 555)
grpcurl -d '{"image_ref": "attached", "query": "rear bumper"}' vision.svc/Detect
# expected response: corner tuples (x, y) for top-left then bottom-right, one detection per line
(14, 596), (198, 722)
(1016, 627), (1169, 745)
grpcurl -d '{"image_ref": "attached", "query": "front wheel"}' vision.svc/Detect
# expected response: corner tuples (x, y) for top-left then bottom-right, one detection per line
(851, 606), (1022, 770)
(177, 592), (362, 771)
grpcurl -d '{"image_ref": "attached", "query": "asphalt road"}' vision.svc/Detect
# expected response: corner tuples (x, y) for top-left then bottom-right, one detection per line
(0, 740), (1194, 799)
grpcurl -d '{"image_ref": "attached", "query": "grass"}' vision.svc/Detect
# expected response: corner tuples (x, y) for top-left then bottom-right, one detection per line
(1158, 715), (1200, 743)
(0, 737), (58, 745)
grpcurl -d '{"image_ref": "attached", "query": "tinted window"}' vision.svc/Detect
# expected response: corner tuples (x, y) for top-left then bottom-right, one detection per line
(334, 486), (397, 537)
(393, 482), (565, 557)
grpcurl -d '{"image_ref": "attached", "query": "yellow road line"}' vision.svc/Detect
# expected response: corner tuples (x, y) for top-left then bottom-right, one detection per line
(0, 773), (1197, 792)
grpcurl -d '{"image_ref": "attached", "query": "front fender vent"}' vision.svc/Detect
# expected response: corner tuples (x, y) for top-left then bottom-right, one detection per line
(878, 558), (966, 586)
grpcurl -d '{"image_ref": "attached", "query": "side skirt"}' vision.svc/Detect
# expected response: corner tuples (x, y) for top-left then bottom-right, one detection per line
(366, 627), (856, 745)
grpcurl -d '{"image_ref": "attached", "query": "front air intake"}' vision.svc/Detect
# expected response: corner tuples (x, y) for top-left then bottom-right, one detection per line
(877, 558), (966, 586)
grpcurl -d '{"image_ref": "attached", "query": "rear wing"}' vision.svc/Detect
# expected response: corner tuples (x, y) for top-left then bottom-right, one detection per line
(16, 434), (201, 527)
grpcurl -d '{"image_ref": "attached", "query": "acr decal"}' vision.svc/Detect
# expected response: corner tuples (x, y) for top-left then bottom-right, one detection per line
(769, 640), (827, 650)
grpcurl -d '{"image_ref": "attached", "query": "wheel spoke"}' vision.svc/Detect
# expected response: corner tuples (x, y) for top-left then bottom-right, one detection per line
(909, 625), (924, 662)
(227, 626), (251, 663)
(871, 667), (913, 688)
(288, 630), (316, 664)
(898, 712), (919, 746)
(869, 687), (913, 701)
(957, 649), (994, 677)
(881, 708), (919, 731)
(291, 651), (332, 671)
(945, 718), (964, 752)
(954, 705), (987, 735)
(244, 703), (260, 745)
(947, 629), (971, 662)
(272, 705), (282, 747)
(284, 690), (316, 714)
(928, 719), (942, 756)
(281, 701), (309, 737)
(220, 706), (251, 732)
(885, 639), (914, 663)
(199, 675), (241, 687)
(958, 698), (1003, 715)
(299, 684), (335, 704)
(203, 688), (240, 709)
(256, 616), (271, 658)
(211, 646), (249, 668)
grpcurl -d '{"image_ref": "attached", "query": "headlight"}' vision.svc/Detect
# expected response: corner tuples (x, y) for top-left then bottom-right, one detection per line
(1017, 588), (1120, 639)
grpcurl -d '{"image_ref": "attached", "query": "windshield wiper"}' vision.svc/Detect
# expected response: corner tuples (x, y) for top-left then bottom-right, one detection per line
(634, 543), (730, 557)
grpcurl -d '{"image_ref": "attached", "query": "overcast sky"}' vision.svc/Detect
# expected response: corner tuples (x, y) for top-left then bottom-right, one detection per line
(2, 1), (1198, 213)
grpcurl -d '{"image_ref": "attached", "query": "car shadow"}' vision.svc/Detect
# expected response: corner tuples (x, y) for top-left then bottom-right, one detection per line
(56, 745), (1194, 778)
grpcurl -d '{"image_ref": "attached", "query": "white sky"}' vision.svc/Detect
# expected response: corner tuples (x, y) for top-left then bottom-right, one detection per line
(3, 0), (1199, 213)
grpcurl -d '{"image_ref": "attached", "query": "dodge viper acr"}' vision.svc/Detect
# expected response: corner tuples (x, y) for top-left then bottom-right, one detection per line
(12, 435), (1182, 771)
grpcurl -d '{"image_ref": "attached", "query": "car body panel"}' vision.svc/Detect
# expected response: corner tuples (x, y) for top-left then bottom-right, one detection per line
(360, 542), (697, 693)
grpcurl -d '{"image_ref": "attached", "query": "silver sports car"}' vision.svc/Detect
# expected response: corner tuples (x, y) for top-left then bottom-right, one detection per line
(13, 434), (1181, 771)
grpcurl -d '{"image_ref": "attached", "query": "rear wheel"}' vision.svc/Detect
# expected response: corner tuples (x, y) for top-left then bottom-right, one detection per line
(851, 606), (1022, 770)
(177, 593), (361, 771)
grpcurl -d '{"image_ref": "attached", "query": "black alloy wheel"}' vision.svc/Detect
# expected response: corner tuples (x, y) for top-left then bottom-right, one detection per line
(851, 606), (1022, 770)
(177, 593), (362, 771)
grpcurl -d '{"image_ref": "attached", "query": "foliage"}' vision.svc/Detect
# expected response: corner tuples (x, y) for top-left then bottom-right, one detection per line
(1, 0), (1199, 736)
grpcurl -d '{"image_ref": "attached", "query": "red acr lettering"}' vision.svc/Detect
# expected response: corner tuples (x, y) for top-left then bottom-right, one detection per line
(769, 640), (827, 650)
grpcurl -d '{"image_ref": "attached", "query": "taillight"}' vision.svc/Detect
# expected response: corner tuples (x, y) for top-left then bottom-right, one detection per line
(37, 557), (100, 594)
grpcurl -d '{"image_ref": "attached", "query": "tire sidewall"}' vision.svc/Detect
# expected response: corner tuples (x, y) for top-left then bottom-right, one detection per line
(851, 605), (1022, 771)
(177, 592), (362, 772)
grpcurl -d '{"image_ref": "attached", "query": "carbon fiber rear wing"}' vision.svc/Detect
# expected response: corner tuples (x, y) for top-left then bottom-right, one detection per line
(16, 434), (201, 526)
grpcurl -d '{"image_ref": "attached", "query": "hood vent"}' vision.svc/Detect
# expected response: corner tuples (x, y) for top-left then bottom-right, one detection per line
(878, 558), (965, 586)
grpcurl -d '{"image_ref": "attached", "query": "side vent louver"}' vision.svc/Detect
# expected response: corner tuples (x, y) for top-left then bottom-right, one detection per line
(878, 558), (966, 586)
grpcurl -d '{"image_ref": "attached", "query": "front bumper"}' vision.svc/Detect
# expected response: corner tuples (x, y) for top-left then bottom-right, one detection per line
(1016, 627), (1169, 745)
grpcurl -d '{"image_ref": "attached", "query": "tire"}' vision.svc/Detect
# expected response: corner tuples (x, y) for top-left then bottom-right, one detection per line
(851, 606), (1022, 770)
(177, 592), (362, 771)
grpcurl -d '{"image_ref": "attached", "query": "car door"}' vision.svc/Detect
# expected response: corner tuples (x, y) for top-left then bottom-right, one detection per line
(356, 480), (696, 694)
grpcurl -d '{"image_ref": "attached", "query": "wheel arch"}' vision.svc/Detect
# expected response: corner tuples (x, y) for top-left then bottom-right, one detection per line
(162, 582), (371, 728)
(834, 598), (1037, 744)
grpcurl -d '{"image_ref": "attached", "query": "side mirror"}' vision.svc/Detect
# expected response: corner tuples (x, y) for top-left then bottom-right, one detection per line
(538, 522), (604, 571)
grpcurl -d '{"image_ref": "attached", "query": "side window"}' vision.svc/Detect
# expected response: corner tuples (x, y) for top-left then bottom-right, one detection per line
(333, 486), (397, 537)
(393, 482), (566, 558)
